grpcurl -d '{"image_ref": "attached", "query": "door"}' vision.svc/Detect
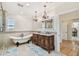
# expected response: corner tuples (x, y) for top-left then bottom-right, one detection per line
(62, 22), (68, 40)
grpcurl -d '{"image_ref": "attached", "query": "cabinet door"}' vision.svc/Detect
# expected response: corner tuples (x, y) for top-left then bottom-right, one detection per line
(40, 36), (45, 47)
(50, 36), (54, 50)
(38, 35), (41, 45)
(33, 34), (38, 44)
(44, 37), (49, 49)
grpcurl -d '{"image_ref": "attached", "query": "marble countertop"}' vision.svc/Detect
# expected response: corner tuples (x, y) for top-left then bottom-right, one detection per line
(0, 31), (57, 36)
(33, 32), (56, 36)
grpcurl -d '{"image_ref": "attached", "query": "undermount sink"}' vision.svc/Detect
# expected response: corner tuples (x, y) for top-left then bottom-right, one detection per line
(35, 31), (54, 36)
(40, 32), (52, 34)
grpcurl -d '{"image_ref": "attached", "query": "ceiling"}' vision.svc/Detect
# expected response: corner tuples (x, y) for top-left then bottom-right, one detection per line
(1, 2), (65, 16)
(1, 2), (79, 19)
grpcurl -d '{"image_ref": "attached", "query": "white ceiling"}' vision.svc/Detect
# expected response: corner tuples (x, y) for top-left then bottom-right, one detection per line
(1, 2), (79, 18)
(2, 2), (65, 16)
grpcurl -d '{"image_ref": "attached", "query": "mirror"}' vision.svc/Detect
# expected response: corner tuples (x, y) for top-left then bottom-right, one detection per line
(41, 19), (53, 32)
(45, 20), (53, 28)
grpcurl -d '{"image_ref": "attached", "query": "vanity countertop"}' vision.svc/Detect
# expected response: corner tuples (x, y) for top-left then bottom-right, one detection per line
(33, 32), (56, 36)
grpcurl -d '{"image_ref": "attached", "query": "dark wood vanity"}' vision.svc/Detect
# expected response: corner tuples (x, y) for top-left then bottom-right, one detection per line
(31, 33), (55, 53)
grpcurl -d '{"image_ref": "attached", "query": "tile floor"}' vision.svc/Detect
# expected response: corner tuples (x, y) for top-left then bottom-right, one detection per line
(0, 43), (64, 56)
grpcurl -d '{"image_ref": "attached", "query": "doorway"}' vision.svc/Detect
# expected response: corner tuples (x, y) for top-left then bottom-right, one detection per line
(59, 10), (79, 56)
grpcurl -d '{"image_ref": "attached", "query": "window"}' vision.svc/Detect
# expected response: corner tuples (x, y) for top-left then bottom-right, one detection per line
(7, 17), (15, 31)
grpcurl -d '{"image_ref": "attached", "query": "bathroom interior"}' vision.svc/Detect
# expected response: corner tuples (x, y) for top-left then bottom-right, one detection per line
(0, 2), (79, 56)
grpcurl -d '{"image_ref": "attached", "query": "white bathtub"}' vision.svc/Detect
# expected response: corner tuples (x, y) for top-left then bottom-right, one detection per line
(9, 34), (32, 44)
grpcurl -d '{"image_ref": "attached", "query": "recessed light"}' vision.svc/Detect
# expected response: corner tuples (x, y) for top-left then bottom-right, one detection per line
(26, 3), (30, 6)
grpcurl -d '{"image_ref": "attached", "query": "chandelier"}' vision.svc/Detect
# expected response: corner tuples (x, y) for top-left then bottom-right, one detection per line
(33, 11), (38, 22)
(33, 5), (49, 22)
(42, 5), (49, 20)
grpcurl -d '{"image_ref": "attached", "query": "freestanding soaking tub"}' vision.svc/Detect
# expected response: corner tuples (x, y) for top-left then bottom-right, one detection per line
(9, 34), (32, 47)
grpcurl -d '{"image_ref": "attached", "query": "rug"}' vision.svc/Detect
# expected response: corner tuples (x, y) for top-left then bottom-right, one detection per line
(0, 43), (64, 56)
(3, 48), (17, 56)
(27, 43), (64, 56)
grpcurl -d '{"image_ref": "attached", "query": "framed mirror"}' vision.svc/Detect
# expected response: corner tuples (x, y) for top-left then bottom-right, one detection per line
(41, 19), (53, 32)
(45, 20), (53, 29)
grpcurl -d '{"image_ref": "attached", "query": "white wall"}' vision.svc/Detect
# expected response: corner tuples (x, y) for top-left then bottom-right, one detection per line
(5, 13), (33, 31)
(32, 21), (42, 31)
(67, 22), (72, 40)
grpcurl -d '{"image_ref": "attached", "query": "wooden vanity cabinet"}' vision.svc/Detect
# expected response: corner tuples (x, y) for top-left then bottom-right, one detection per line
(32, 34), (38, 45)
(32, 33), (54, 53)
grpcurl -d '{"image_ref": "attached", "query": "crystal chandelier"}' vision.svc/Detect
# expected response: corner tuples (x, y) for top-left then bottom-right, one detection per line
(33, 5), (49, 22)
(42, 5), (49, 20)
(33, 11), (38, 22)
